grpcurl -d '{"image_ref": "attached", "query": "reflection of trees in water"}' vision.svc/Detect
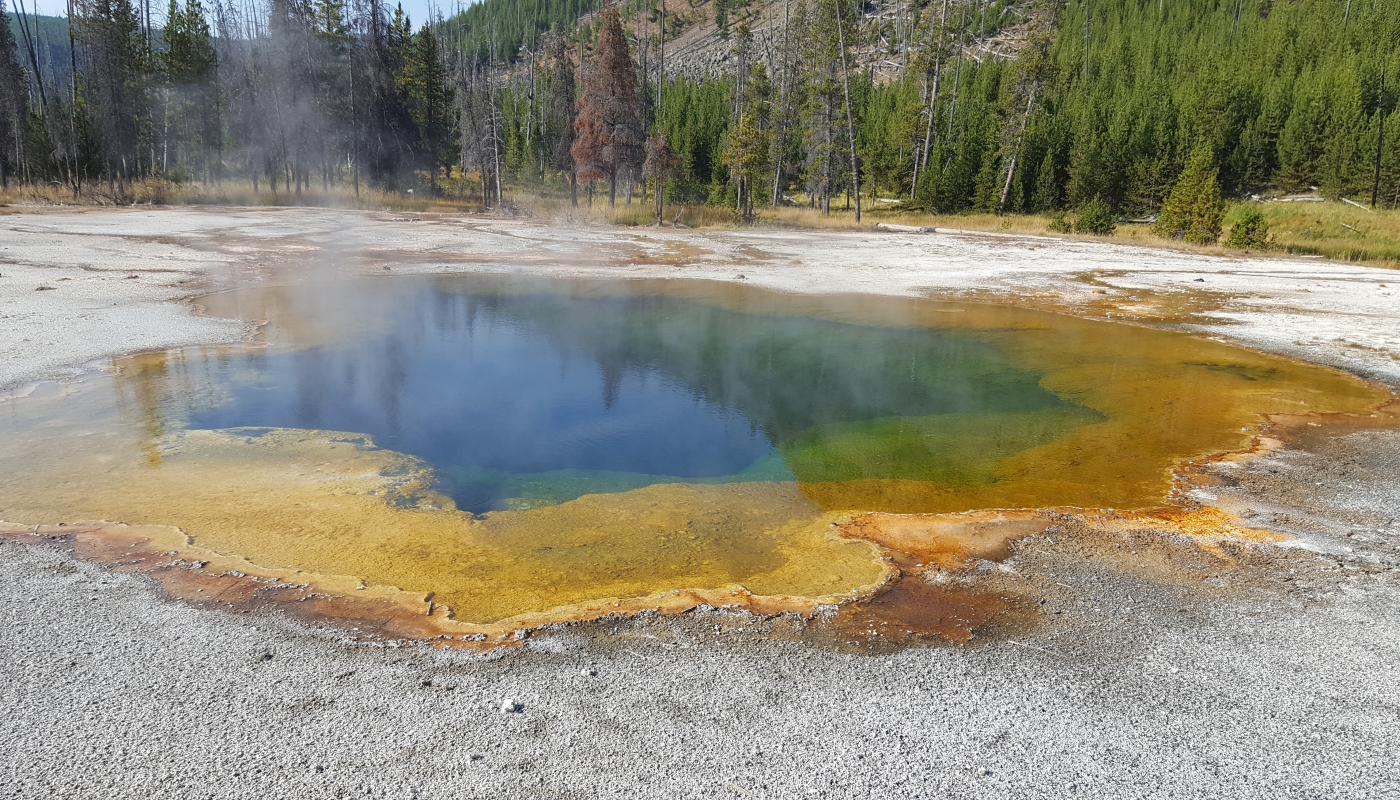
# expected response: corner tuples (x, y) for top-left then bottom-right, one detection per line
(169, 279), (1095, 503)
(467, 288), (1074, 446)
(113, 345), (267, 468)
(113, 351), (173, 467)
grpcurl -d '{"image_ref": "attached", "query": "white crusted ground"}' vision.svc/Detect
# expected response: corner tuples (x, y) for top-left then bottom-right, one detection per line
(4, 207), (1395, 392)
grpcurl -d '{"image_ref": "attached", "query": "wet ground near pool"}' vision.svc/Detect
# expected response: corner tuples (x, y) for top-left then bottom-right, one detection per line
(0, 275), (1389, 638)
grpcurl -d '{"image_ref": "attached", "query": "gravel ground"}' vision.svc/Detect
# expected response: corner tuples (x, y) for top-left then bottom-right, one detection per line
(2, 207), (1399, 799)
(3, 464), (1398, 800)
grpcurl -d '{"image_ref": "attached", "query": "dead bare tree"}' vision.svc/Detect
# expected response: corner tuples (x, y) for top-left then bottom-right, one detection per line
(834, 0), (860, 222)
(911, 0), (948, 198)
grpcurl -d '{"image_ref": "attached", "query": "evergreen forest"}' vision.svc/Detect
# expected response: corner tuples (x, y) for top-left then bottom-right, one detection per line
(1, 0), (1398, 230)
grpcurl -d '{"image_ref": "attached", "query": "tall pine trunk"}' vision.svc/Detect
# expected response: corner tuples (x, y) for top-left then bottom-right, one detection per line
(835, 0), (860, 223)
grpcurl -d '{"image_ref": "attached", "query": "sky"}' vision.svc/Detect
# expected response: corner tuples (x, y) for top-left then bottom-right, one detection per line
(15, 0), (458, 29)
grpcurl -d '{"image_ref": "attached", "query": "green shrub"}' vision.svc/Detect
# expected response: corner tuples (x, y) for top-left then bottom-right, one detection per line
(1073, 196), (1117, 235)
(1224, 207), (1271, 249)
(1047, 211), (1072, 233)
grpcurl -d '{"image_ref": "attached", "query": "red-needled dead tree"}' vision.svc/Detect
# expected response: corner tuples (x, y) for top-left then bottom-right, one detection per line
(571, 4), (643, 207)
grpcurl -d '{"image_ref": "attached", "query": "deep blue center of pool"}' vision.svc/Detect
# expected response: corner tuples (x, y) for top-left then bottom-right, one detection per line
(184, 278), (1080, 512)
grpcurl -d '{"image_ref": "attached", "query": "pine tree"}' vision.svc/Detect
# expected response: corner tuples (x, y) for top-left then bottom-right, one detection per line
(642, 134), (679, 222)
(724, 59), (771, 214)
(161, 0), (219, 182)
(402, 23), (454, 190)
(796, 0), (846, 213)
(359, 0), (417, 191)
(546, 34), (577, 203)
(1073, 195), (1114, 235)
(654, 76), (730, 200)
(995, 0), (1056, 214)
(571, 4), (643, 206)
(311, 0), (353, 191)
(1153, 145), (1224, 244)
(723, 107), (768, 217)
(1029, 148), (1059, 211)
(0, 13), (29, 187)
(1318, 67), (1367, 200)
(1224, 206), (1270, 249)
(1276, 72), (1329, 192)
(75, 0), (153, 190)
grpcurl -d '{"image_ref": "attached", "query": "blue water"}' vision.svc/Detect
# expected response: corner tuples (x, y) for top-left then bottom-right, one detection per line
(183, 277), (1084, 512)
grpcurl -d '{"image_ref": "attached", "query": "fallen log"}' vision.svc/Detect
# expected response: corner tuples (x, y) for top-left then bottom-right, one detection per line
(875, 222), (938, 234)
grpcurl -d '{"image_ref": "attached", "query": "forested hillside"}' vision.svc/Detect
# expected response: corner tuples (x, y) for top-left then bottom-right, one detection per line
(1, 0), (1397, 225)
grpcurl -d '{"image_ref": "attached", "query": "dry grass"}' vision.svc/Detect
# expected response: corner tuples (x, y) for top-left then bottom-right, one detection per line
(503, 195), (741, 228)
(0, 178), (486, 214)
(754, 205), (1059, 234)
(1237, 201), (1400, 270)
